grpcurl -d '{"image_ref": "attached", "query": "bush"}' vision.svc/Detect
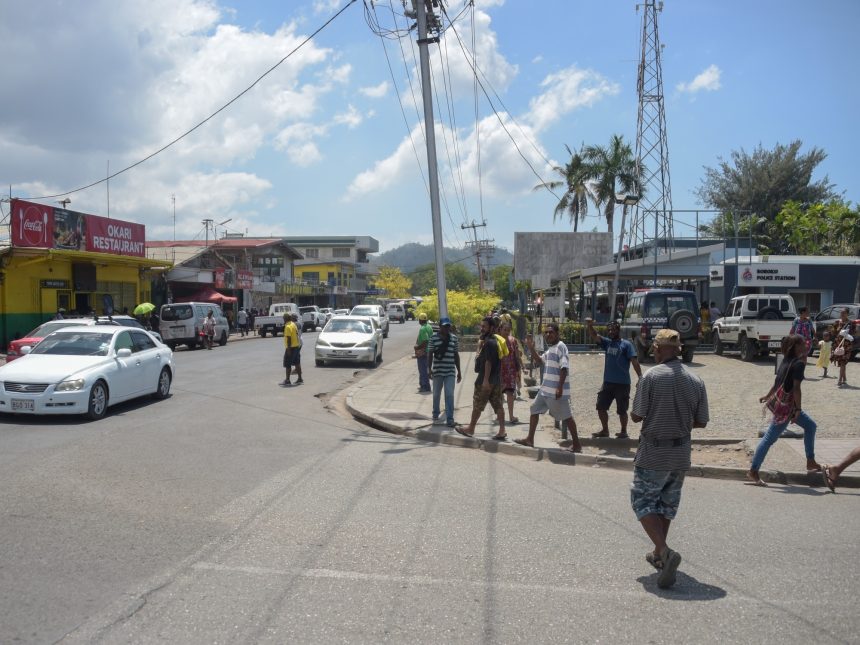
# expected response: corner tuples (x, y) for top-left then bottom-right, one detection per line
(416, 289), (500, 333)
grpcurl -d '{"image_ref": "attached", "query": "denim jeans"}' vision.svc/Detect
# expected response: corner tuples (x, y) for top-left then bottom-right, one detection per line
(432, 374), (455, 424)
(417, 355), (430, 390)
(751, 411), (817, 471)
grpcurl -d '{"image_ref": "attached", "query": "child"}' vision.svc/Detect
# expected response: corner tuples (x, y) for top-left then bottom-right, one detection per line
(815, 331), (832, 377)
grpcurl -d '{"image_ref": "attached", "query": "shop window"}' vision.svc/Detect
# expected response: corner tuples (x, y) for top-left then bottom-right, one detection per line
(305, 248), (319, 259)
(333, 248), (350, 258)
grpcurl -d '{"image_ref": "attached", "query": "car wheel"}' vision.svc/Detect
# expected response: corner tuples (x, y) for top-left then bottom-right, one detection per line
(740, 335), (756, 362)
(315, 359), (324, 367)
(681, 346), (695, 363)
(219, 331), (227, 346)
(86, 380), (109, 420)
(153, 368), (171, 399)
(167, 342), (176, 350)
(260, 329), (267, 338)
(383, 328), (388, 338)
(376, 349), (383, 364)
(713, 331), (724, 356)
(188, 340), (198, 350)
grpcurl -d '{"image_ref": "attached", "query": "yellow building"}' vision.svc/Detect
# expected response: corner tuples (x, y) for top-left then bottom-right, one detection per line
(1, 199), (167, 350)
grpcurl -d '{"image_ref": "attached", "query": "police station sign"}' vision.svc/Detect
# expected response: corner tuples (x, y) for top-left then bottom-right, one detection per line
(738, 263), (799, 287)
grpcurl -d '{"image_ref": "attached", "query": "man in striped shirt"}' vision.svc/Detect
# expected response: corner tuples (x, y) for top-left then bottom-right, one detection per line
(514, 322), (582, 452)
(427, 317), (461, 428)
(630, 328), (709, 589)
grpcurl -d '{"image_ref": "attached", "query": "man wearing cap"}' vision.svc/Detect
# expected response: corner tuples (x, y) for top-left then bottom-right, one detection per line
(427, 317), (461, 427)
(586, 318), (642, 439)
(629, 328), (709, 589)
(415, 312), (433, 393)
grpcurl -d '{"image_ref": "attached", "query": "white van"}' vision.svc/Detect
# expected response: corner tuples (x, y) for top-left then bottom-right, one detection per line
(159, 302), (230, 350)
(386, 302), (406, 324)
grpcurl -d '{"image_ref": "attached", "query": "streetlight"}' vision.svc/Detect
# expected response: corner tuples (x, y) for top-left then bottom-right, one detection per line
(57, 198), (71, 209)
(610, 194), (640, 321)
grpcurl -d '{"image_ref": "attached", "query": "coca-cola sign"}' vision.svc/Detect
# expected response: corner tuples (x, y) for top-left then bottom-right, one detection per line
(12, 201), (53, 247)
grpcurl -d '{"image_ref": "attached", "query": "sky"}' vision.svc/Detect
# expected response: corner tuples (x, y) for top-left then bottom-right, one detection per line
(1, 0), (858, 260)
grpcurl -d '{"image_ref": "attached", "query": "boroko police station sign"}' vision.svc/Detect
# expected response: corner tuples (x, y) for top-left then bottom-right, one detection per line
(10, 199), (145, 258)
(739, 263), (800, 287)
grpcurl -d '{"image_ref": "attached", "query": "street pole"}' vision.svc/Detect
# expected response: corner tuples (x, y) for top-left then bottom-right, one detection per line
(412, 0), (448, 320)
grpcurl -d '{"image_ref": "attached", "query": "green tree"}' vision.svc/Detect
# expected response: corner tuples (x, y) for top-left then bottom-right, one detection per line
(408, 263), (437, 296)
(582, 134), (640, 239)
(409, 262), (478, 295)
(696, 140), (838, 239)
(533, 145), (591, 232)
(372, 266), (412, 299)
(490, 265), (515, 303)
(417, 288), (500, 332)
(773, 200), (860, 256)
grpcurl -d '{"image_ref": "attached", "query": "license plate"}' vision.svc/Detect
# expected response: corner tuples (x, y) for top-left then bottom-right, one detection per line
(332, 350), (352, 356)
(768, 341), (782, 349)
(11, 399), (35, 411)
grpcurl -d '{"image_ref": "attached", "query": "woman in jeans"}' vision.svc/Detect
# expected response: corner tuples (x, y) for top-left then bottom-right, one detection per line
(747, 334), (821, 486)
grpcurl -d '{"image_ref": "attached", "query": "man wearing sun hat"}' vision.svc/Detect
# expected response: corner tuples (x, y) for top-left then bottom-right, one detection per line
(629, 328), (709, 589)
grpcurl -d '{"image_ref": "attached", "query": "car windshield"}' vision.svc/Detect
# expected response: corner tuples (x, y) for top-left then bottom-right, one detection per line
(327, 319), (372, 334)
(351, 307), (375, 316)
(25, 321), (85, 337)
(29, 331), (114, 356)
(299, 307), (316, 313)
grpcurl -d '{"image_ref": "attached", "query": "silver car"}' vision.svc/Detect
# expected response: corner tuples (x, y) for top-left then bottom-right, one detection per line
(349, 304), (389, 338)
(314, 316), (383, 367)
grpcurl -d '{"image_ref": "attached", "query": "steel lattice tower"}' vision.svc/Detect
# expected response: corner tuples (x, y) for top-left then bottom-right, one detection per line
(628, 0), (673, 252)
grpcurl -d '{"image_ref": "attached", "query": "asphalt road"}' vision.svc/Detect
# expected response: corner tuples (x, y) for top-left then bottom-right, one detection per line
(1, 322), (858, 644)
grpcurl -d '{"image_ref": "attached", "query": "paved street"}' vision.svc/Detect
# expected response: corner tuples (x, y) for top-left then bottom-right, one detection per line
(1, 324), (859, 643)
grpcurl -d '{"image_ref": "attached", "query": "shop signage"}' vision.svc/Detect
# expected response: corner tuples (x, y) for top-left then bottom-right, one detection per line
(738, 263), (799, 287)
(708, 265), (724, 286)
(40, 279), (69, 289)
(214, 267), (226, 288)
(237, 270), (254, 289)
(10, 199), (146, 257)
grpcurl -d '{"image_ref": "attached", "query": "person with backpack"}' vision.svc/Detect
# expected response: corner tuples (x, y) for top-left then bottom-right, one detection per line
(427, 317), (461, 428)
(415, 313), (433, 393)
(747, 334), (821, 486)
(454, 316), (507, 440)
(514, 322), (583, 452)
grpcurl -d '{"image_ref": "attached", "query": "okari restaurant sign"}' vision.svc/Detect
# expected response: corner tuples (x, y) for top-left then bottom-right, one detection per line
(10, 199), (145, 257)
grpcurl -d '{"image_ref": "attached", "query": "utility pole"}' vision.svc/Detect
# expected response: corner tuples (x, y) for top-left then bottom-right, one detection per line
(409, 0), (448, 319)
(202, 218), (213, 246)
(461, 219), (494, 291)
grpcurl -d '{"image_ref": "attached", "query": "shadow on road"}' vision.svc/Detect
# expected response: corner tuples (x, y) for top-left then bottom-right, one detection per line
(636, 572), (727, 601)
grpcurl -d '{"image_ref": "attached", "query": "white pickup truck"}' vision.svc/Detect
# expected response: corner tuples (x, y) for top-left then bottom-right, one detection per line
(712, 294), (797, 361)
(253, 303), (299, 337)
(299, 305), (326, 332)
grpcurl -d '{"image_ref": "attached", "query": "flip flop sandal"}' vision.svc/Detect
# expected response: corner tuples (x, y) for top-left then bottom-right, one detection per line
(591, 431), (610, 438)
(645, 552), (663, 570)
(491, 434), (508, 441)
(513, 438), (534, 448)
(615, 433), (630, 439)
(454, 426), (474, 438)
(657, 548), (682, 589)
(823, 465), (837, 493)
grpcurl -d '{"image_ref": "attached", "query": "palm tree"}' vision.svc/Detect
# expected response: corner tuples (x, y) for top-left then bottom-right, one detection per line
(533, 145), (591, 232)
(582, 134), (640, 239)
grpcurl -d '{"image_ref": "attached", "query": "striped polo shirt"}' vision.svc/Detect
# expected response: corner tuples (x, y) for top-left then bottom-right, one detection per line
(632, 358), (709, 471)
(539, 341), (570, 397)
(429, 333), (459, 377)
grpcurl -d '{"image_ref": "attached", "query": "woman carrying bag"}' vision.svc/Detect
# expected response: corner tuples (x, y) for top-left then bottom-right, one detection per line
(747, 334), (821, 486)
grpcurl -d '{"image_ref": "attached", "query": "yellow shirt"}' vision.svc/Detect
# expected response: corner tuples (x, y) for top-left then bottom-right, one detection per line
(283, 321), (298, 348)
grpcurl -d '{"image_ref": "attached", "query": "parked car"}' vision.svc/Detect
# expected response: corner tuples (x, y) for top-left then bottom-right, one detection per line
(711, 294), (796, 361)
(314, 315), (383, 366)
(350, 304), (389, 338)
(159, 302), (229, 349)
(319, 308), (334, 323)
(299, 305), (326, 332)
(253, 302), (300, 337)
(620, 289), (700, 363)
(814, 303), (860, 358)
(387, 302), (406, 324)
(0, 327), (174, 420)
(333, 309), (350, 316)
(5, 318), (109, 363)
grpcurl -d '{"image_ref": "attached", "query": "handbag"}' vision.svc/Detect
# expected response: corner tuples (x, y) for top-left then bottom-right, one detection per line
(765, 359), (796, 424)
(834, 343), (846, 357)
(414, 342), (427, 358)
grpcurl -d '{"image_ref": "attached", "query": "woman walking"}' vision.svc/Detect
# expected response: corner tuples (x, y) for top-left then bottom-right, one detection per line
(789, 306), (814, 359)
(831, 308), (855, 386)
(747, 334), (821, 486)
(498, 321), (522, 425)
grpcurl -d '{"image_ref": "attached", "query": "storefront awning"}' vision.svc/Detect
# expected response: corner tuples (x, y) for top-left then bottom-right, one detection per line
(180, 286), (238, 304)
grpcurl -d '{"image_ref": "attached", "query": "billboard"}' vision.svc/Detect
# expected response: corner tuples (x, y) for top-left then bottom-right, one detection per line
(10, 199), (146, 257)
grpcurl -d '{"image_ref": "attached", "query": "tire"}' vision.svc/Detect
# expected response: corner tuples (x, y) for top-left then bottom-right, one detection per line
(187, 340), (198, 350)
(167, 342), (176, 351)
(315, 359), (324, 367)
(713, 331), (724, 356)
(681, 346), (695, 363)
(758, 307), (781, 321)
(86, 380), (109, 420)
(153, 368), (171, 399)
(219, 331), (227, 346)
(383, 328), (388, 339)
(260, 329), (267, 338)
(740, 335), (756, 362)
(668, 309), (696, 336)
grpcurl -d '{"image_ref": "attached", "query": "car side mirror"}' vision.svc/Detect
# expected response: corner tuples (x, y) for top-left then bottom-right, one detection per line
(116, 348), (133, 357)
(21, 346), (32, 355)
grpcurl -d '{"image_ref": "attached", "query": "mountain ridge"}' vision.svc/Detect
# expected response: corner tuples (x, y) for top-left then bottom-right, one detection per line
(372, 242), (513, 274)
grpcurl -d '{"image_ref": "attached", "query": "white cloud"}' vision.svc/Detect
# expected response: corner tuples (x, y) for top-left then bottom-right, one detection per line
(313, 0), (342, 14)
(532, 55), (544, 64)
(528, 66), (620, 132)
(344, 127), (422, 201)
(359, 81), (390, 98)
(333, 105), (363, 129)
(676, 64), (722, 93)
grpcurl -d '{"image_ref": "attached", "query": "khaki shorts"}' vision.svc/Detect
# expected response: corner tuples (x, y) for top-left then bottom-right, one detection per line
(472, 383), (504, 415)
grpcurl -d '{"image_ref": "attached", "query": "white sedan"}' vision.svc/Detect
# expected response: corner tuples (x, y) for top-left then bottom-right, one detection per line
(314, 316), (383, 367)
(0, 327), (175, 420)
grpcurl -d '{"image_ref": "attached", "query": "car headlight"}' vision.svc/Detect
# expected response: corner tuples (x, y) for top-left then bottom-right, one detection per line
(56, 378), (86, 392)
(317, 339), (331, 347)
(355, 339), (373, 348)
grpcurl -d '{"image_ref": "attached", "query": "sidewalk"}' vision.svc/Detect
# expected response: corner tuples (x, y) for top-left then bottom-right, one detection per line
(345, 352), (860, 488)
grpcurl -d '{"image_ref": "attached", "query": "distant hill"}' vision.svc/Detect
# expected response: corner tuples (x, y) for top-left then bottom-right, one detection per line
(372, 243), (513, 274)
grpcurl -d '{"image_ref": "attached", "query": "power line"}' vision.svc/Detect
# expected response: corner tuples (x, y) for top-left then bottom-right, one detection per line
(23, 0), (358, 201)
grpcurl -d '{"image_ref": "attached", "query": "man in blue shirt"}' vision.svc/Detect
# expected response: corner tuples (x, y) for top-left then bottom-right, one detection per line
(587, 319), (642, 439)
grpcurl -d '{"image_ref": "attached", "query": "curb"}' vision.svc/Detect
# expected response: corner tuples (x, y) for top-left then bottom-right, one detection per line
(345, 387), (860, 489)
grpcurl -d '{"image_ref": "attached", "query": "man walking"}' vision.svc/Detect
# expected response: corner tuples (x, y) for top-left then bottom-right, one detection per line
(237, 307), (248, 337)
(290, 313), (304, 385)
(514, 322), (582, 451)
(415, 312), (433, 393)
(427, 317), (461, 428)
(586, 319), (642, 439)
(281, 313), (298, 386)
(629, 329), (709, 589)
(455, 317), (506, 440)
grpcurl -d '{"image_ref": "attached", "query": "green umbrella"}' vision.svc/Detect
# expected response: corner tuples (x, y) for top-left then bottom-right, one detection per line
(133, 302), (156, 315)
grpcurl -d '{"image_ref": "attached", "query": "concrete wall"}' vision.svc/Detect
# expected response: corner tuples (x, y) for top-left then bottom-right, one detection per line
(513, 232), (612, 288)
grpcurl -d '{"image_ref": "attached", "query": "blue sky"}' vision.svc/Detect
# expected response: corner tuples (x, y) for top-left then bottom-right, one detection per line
(1, 0), (857, 256)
